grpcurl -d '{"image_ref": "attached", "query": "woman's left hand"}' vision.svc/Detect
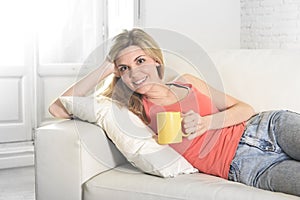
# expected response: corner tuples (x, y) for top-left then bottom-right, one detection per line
(182, 110), (211, 140)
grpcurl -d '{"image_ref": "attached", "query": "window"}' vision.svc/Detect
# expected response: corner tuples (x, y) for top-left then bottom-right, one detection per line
(0, 0), (32, 66)
(107, 0), (135, 39)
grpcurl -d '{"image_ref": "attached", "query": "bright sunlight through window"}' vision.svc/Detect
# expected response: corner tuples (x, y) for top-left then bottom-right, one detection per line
(0, 0), (134, 66)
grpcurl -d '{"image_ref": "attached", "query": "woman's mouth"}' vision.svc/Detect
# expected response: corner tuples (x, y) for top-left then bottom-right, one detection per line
(132, 76), (147, 86)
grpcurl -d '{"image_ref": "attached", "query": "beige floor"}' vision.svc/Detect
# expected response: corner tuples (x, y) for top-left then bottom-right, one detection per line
(0, 166), (35, 200)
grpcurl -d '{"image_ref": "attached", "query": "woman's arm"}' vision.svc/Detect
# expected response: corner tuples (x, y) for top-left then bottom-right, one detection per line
(48, 59), (114, 119)
(178, 74), (255, 139)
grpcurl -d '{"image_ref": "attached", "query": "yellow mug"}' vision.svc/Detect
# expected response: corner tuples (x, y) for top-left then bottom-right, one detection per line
(157, 112), (190, 144)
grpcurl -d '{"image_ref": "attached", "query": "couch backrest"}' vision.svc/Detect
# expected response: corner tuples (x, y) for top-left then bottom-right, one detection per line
(164, 49), (300, 113)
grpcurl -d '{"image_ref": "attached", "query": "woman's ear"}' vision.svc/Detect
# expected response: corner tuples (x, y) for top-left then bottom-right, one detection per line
(155, 61), (161, 67)
(155, 62), (163, 79)
(155, 62), (162, 71)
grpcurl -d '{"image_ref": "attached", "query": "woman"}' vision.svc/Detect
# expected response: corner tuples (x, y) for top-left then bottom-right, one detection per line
(49, 28), (300, 196)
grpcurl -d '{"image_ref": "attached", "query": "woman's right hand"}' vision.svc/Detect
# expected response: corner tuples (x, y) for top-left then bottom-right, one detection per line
(182, 110), (211, 140)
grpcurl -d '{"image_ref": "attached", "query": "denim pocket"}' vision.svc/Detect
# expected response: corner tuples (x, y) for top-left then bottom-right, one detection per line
(241, 111), (284, 153)
(228, 160), (240, 182)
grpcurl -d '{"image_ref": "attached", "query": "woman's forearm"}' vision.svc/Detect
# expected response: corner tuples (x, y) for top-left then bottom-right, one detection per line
(183, 101), (255, 140)
(60, 60), (114, 96)
(207, 101), (255, 130)
(49, 59), (114, 118)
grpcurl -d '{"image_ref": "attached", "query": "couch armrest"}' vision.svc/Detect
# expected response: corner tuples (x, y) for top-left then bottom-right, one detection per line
(35, 120), (127, 200)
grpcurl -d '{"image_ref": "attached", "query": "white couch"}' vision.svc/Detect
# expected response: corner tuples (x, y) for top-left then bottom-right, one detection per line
(35, 49), (300, 200)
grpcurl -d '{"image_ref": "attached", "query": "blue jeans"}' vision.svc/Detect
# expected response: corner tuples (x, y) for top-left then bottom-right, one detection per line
(228, 110), (300, 196)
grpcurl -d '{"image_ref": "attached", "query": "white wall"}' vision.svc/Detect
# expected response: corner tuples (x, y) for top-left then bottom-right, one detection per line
(138, 0), (240, 52)
(241, 0), (300, 49)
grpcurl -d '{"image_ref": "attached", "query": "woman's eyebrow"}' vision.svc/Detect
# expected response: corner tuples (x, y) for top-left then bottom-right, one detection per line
(117, 55), (146, 67)
(134, 55), (146, 62)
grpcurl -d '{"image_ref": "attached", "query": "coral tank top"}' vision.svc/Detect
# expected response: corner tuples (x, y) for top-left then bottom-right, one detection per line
(142, 82), (245, 179)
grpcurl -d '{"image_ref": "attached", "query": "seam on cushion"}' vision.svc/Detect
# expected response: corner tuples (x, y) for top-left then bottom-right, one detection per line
(85, 184), (188, 200)
(82, 164), (128, 184)
(79, 142), (125, 184)
(71, 120), (84, 199)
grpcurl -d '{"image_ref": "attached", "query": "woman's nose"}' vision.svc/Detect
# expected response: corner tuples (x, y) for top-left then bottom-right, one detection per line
(128, 65), (141, 77)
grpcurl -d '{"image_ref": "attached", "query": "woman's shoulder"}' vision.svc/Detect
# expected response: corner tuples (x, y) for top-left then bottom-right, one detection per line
(175, 74), (205, 86)
(174, 74), (209, 96)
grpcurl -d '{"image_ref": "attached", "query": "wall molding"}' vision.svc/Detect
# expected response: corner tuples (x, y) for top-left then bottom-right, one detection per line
(0, 141), (34, 169)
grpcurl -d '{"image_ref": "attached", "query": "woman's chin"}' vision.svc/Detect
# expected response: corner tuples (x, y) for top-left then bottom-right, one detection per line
(133, 84), (151, 94)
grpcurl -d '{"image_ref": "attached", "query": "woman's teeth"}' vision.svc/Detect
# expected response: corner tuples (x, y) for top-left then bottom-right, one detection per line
(133, 77), (147, 85)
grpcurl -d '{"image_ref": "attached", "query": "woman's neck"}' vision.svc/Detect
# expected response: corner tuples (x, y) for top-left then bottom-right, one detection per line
(143, 83), (171, 101)
(143, 83), (189, 106)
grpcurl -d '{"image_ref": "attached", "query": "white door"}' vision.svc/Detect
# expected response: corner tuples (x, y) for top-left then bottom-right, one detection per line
(0, 0), (106, 142)
(0, 1), (34, 143)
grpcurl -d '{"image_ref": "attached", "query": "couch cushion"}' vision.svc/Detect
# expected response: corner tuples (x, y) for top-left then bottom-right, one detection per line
(83, 163), (298, 200)
(209, 49), (300, 113)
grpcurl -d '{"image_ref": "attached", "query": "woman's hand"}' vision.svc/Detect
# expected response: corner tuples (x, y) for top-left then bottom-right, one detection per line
(182, 110), (211, 140)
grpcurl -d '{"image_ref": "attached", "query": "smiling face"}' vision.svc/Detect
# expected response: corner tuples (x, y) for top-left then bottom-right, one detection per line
(114, 46), (163, 95)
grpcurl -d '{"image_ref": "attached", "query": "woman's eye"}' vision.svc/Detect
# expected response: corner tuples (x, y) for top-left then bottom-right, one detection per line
(137, 58), (145, 64)
(118, 65), (128, 72)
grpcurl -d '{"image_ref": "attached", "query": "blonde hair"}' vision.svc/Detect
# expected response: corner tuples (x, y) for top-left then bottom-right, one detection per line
(101, 28), (165, 124)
